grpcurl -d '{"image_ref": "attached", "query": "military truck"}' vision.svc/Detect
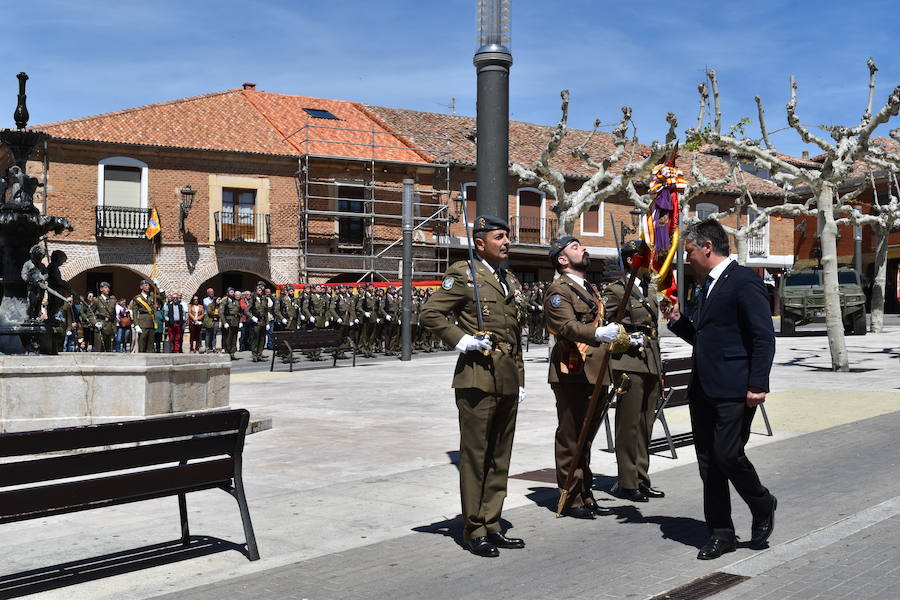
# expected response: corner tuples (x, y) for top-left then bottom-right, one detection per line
(778, 267), (867, 336)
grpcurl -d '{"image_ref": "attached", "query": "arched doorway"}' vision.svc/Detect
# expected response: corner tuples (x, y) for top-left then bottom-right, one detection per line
(68, 265), (159, 300)
(193, 270), (275, 299)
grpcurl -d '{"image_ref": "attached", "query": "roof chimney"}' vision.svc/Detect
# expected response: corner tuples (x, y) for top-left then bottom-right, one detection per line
(242, 82), (256, 91)
(801, 150), (809, 160)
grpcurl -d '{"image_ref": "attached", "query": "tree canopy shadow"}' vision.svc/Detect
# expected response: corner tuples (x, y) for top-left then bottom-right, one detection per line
(0, 535), (248, 599)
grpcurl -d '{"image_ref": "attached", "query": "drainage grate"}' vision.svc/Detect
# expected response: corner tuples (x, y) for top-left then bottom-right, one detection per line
(650, 572), (749, 600)
(509, 468), (558, 484)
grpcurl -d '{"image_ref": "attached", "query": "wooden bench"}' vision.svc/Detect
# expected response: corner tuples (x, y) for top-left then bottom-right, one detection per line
(270, 326), (356, 372)
(605, 356), (773, 459)
(0, 409), (260, 561)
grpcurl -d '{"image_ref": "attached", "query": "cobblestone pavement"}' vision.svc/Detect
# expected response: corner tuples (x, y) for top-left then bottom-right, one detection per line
(148, 410), (900, 600)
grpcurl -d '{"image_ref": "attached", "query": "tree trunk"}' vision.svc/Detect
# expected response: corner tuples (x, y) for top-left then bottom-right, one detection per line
(734, 232), (749, 266)
(870, 224), (887, 333)
(817, 186), (850, 371)
(557, 208), (576, 237)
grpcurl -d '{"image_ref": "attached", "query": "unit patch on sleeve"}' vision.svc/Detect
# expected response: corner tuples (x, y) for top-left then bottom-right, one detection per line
(550, 294), (562, 308)
(441, 277), (455, 290)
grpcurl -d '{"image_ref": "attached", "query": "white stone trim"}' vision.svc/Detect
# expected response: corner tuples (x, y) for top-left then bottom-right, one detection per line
(97, 156), (149, 208)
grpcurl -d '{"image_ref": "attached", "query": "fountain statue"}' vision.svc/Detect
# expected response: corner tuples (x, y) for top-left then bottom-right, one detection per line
(0, 72), (73, 354)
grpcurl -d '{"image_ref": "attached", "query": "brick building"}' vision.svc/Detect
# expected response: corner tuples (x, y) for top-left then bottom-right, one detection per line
(29, 84), (795, 299)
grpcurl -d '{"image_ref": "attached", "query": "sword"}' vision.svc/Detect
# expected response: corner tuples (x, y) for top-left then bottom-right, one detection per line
(459, 185), (490, 353)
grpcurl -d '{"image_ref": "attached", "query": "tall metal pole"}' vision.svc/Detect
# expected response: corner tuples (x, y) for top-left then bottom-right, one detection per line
(474, 0), (512, 222)
(676, 206), (686, 309)
(401, 178), (414, 361)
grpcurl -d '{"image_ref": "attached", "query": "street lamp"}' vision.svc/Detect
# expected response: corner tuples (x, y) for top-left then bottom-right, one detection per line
(179, 184), (196, 233)
(620, 207), (644, 239)
(473, 0), (512, 221)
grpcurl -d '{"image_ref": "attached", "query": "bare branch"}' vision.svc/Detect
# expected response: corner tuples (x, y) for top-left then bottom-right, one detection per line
(786, 75), (834, 154)
(755, 95), (774, 150)
(862, 57), (878, 125)
(707, 69), (722, 134)
(696, 81), (709, 130)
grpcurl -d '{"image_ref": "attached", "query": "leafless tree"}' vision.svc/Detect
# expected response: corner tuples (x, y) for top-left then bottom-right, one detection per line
(688, 62), (900, 371)
(510, 90), (677, 237)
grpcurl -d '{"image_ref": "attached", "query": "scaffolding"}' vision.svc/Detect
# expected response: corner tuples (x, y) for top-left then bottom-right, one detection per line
(297, 122), (456, 283)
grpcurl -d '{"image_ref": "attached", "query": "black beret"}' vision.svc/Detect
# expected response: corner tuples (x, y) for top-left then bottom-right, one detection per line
(473, 214), (510, 234)
(256, 281), (266, 288)
(139, 279), (149, 285)
(227, 287), (236, 292)
(548, 236), (579, 266)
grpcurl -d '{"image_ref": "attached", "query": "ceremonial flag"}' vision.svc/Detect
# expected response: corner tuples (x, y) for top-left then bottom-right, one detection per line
(145, 208), (161, 239)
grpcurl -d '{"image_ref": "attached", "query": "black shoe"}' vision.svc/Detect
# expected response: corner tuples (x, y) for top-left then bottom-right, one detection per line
(750, 495), (777, 549)
(697, 535), (737, 560)
(585, 502), (611, 516)
(639, 484), (665, 498)
(487, 532), (525, 549)
(617, 488), (649, 503)
(465, 536), (499, 557)
(562, 505), (596, 520)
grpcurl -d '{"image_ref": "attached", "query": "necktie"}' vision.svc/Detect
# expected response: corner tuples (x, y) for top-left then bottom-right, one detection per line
(496, 268), (508, 295)
(697, 275), (714, 317)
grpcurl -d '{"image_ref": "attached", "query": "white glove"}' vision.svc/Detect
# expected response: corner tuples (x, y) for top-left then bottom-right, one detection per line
(354, 318), (360, 325)
(455, 334), (492, 353)
(300, 315), (306, 321)
(310, 317), (316, 324)
(518, 387), (526, 404)
(251, 316), (259, 323)
(364, 311), (371, 318)
(134, 326), (142, 335)
(595, 323), (620, 343)
(337, 318), (343, 324)
(282, 318), (288, 325)
(629, 332), (646, 347)
(224, 322), (229, 329)
(95, 322), (102, 330)
(324, 320), (330, 327)
(386, 315), (392, 322)
(239, 322), (243, 329)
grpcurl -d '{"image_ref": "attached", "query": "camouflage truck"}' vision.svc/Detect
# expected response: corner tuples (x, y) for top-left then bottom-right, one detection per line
(778, 267), (867, 336)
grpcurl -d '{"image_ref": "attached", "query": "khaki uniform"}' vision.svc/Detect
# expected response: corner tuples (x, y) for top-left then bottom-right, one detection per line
(381, 292), (401, 355)
(420, 259), (525, 542)
(221, 296), (243, 357)
(244, 293), (270, 361)
(275, 293), (299, 330)
(91, 294), (117, 352)
(543, 274), (612, 508)
(306, 292), (329, 360)
(129, 293), (157, 353)
(602, 278), (662, 491)
(356, 290), (379, 357)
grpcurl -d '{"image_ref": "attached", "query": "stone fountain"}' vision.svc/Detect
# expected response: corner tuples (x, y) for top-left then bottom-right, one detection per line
(0, 72), (72, 354)
(0, 73), (233, 433)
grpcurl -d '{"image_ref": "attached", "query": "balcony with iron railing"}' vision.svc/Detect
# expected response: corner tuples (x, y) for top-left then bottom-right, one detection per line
(95, 205), (151, 238)
(509, 216), (557, 246)
(214, 212), (270, 244)
(749, 231), (769, 257)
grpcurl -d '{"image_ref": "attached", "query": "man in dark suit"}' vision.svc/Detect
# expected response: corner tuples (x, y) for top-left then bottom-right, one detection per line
(664, 219), (777, 560)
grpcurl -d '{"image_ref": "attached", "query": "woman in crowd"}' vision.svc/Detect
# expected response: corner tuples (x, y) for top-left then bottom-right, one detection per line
(115, 298), (132, 352)
(188, 295), (204, 353)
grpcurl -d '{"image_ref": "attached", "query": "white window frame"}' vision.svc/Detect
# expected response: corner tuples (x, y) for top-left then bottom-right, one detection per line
(579, 201), (605, 237)
(97, 156), (148, 208)
(515, 187), (547, 243)
(695, 202), (718, 220)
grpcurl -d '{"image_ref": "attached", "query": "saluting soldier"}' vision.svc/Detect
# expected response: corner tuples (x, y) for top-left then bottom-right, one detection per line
(129, 279), (157, 353)
(544, 236), (626, 518)
(244, 282), (269, 362)
(602, 240), (665, 502)
(91, 282), (117, 352)
(220, 287), (243, 359)
(420, 215), (527, 558)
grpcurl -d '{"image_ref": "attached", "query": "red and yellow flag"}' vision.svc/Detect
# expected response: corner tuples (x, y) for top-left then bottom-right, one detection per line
(145, 208), (161, 239)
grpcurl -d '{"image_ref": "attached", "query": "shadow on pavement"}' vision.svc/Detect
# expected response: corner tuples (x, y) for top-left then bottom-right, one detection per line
(411, 516), (518, 551)
(608, 505), (709, 549)
(0, 536), (248, 599)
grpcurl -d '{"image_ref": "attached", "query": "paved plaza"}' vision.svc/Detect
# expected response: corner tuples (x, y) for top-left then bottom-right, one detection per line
(2, 317), (899, 600)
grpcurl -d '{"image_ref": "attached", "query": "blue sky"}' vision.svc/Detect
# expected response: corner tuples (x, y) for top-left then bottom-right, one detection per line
(4, 0), (899, 156)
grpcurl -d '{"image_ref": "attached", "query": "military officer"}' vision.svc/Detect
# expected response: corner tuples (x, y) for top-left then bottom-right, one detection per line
(244, 282), (269, 362)
(602, 240), (665, 503)
(329, 284), (354, 359)
(381, 285), (401, 355)
(220, 287), (243, 359)
(305, 284), (329, 360)
(544, 236), (626, 518)
(356, 283), (379, 357)
(129, 279), (157, 353)
(420, 215), (527, 558)
(276, 284), (300, 331)
(91, 282), (117, 352)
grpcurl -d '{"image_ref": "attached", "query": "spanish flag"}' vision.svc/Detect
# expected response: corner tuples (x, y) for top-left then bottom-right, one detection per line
(145, 208), (161, 239)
